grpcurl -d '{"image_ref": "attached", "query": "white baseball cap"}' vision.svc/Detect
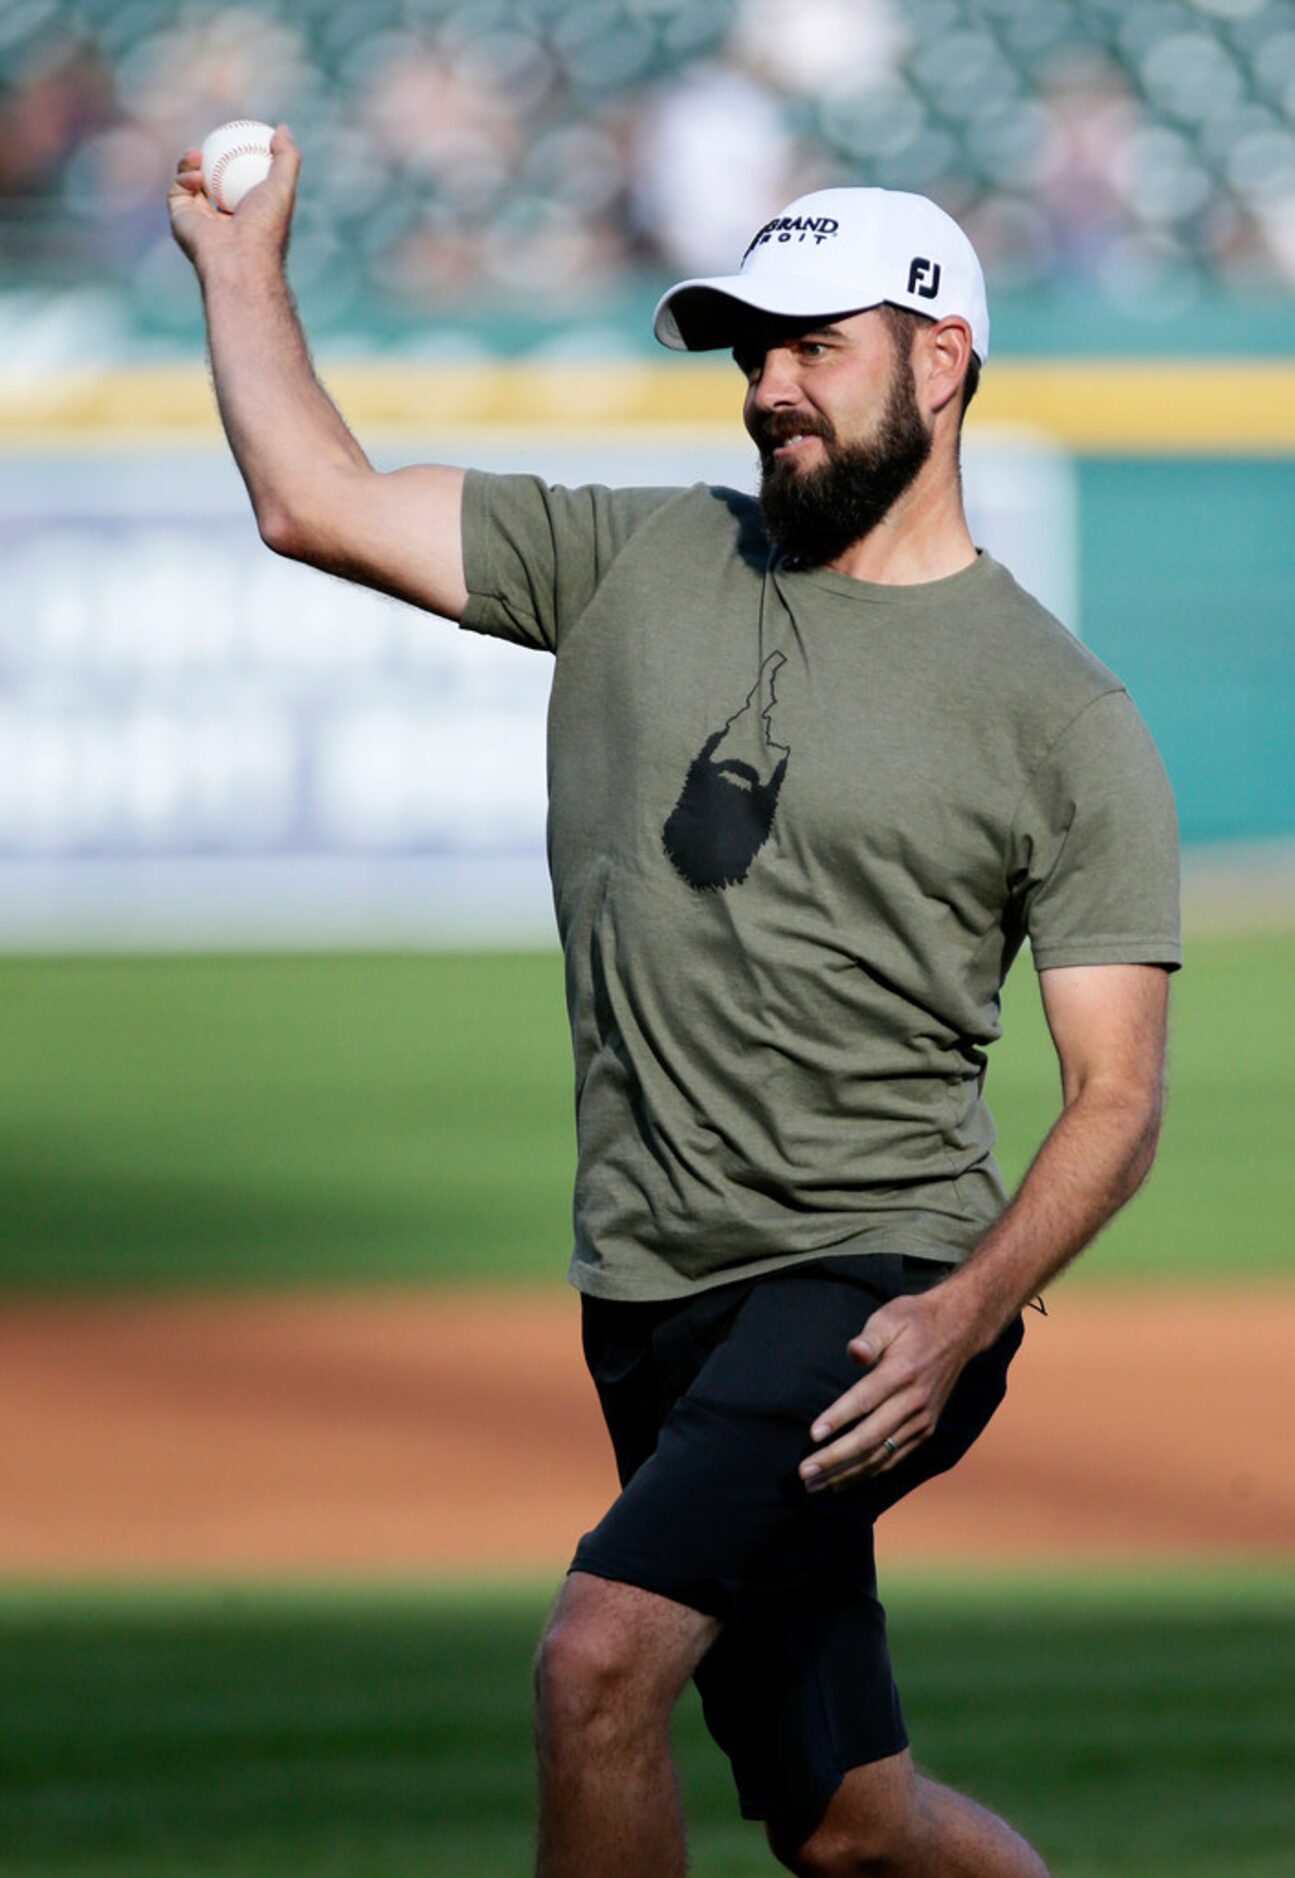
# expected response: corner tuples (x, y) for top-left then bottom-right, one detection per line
(653, 186), (990, 363)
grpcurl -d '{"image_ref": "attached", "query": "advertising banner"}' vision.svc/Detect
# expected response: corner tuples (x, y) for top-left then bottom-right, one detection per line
(0, 430), (1075, 945)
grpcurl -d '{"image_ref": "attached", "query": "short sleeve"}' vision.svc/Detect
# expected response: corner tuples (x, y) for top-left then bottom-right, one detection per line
(459, 470), (679, 653)
(1010, 688), (1182, 973)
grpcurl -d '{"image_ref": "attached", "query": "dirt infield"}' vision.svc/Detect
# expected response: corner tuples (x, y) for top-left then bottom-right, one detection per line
(2, 1286), (1292, 1577)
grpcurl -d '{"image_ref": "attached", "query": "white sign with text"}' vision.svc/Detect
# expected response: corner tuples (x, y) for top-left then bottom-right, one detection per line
(0, 430), (1075, 944)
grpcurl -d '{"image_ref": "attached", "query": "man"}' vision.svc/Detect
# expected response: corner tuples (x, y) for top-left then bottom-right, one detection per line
(170, 138), (1180, 1876)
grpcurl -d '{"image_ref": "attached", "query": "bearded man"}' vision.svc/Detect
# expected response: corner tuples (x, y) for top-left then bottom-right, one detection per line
(170, 145), (1181, 1877)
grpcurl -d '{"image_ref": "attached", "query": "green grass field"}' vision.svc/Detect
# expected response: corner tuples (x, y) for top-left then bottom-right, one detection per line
(1, 1569), (1292, 1878)
(1, 930), (1291, 1290)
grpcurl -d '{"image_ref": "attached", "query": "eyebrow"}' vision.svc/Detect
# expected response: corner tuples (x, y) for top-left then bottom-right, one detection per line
(732, 322), (848, 356)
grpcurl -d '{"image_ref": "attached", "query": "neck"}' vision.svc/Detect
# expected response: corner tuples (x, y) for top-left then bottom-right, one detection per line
(826, 454), (975, 586)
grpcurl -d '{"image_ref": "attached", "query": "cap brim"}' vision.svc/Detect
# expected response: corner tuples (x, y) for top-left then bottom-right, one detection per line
(653, 273), (878, 351)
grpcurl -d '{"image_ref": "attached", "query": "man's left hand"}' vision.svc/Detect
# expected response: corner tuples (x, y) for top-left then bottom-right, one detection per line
(798, 1282), (982, 1493)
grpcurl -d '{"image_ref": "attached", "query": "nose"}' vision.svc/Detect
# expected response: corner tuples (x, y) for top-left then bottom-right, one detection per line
(745, 346), (804, 414)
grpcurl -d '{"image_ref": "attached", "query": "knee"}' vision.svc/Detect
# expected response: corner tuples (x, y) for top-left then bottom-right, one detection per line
(771, 1842), (899, 1877)
(534, 1604), (662, 1744)
(768, 1810), (915, 1878)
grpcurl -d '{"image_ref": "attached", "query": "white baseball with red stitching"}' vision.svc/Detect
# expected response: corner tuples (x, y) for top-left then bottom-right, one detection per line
(200, 119), (275, 213)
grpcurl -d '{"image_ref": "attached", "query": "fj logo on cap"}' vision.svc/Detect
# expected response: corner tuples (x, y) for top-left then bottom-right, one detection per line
(907, 257), (941, 299)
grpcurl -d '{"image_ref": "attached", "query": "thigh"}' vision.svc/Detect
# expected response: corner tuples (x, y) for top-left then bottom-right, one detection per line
(689, 1268), (1025, 1822)
(578, 1254), (1022, 1605)
(579, 1279), (751, 1490)
(574, 1254), (1024, 1822)
(573, 1256), (907, 1617)
(692, 1540), (909, 1826)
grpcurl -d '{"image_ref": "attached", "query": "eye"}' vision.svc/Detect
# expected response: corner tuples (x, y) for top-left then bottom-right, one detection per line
(797, 340), (829, 360)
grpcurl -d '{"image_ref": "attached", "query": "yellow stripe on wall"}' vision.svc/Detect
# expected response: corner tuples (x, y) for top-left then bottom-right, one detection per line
(973, 360), (1295, 453)
(3, 359), (1294, 452)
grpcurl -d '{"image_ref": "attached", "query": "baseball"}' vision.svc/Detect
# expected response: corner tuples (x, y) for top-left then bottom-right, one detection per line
(201, 119), (275, 213)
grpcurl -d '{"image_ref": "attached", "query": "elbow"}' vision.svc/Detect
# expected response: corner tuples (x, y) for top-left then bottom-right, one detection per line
(1124, 1085), (1165, 1194)
(255, 463), (369, 565)
(1131, 1105), (1163, 1189)
(257, 503), (304, 560)
(1071, 1074), (1164, 1194)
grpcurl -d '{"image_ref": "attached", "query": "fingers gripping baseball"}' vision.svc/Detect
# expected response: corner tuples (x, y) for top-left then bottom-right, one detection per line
(798, 1290), (971, 1494)
(262, 125), (301, 213)
(169, 124), (300, 267)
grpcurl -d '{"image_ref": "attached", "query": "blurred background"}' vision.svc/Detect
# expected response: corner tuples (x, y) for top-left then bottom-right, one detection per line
(1, 4), (1293, 1876)
(7, 0), (1295, 351)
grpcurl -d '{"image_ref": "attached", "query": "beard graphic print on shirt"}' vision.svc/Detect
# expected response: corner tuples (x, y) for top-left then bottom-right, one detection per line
(663, 652), (790, 891)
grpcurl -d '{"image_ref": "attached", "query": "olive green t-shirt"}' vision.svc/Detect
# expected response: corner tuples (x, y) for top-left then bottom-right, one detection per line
(460, 473), (1182, 1300)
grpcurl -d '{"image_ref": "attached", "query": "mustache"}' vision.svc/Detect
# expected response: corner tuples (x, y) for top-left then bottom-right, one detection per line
(752, 412), (836, 455)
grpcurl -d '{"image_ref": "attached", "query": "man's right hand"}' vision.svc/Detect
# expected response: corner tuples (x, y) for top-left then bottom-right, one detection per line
(168, 124), (300, 273)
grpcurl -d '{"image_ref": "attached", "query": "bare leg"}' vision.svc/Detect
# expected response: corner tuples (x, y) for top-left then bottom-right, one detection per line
(767, 1747), (1049, 1877)
(534, 1570), (720, 1878)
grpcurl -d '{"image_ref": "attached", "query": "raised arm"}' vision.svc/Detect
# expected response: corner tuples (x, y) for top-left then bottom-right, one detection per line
(800, 962), (1171, 1491)
(168, 126), (468, 620)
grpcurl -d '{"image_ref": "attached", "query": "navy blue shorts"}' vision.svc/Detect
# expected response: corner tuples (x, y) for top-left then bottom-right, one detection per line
(571, 1251), (1024, 1828)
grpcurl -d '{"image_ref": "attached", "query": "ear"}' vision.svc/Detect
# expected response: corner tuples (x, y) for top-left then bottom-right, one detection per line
(921, 316), (974, 419)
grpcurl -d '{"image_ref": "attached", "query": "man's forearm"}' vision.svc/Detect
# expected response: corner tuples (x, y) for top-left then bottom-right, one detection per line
(945, 1082), (1162, 1349)
(798, 1082), (1162, 1494)
(802, 966), (1170, 1491)
(198, 251), (367, 542)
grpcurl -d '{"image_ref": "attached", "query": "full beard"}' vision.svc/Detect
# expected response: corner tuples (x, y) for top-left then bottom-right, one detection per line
(756, 355), (933, 568)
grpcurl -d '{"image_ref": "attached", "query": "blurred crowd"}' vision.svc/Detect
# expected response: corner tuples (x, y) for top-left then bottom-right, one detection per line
(1, 0), (1294, 344)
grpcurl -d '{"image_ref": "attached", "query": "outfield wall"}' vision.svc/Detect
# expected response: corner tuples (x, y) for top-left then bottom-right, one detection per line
(1, 361), (1291, 944)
